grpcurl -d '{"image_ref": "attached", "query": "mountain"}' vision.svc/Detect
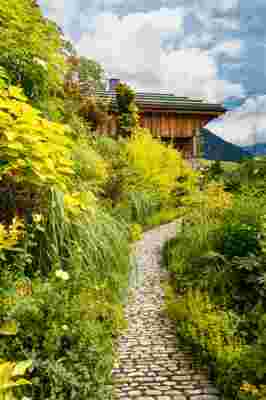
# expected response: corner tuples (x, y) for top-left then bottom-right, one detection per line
(200, 128), (252, 162)
(242, 143), (266, 156)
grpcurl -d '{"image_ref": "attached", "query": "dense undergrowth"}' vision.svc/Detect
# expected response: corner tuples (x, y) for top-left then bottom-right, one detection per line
(163, 159), (266, 400)
(0, 3), (197, 397)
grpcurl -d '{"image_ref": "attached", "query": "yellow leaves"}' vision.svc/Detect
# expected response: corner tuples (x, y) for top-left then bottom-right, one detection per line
(7, 86), (27, 102)
(240, 383), (259, 395)
(0, 85), (74, 189)
(0, 360), (32, 400)
(187, 182), (233, 224)
(124, 129), (198, 201)
(205, 182), (233, 211)
(64, 191), (97, 219)
(0, 217), (24, 251)
(0, 321), (17, 336)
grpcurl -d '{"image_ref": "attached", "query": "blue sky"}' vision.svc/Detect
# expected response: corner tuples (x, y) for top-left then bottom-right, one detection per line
(39, 0), (266, 146)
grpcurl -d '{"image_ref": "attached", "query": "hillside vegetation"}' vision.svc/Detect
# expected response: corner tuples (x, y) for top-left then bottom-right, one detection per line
(163, 159), (266, 400)
(0, 2), (197, 399)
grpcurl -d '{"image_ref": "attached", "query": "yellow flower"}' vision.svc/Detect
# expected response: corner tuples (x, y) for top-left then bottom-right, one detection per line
(33, 214), (42, 224)
(55, 270), (69, 281)
(0, 217), (24, 250)
(240, 383), (259, 394)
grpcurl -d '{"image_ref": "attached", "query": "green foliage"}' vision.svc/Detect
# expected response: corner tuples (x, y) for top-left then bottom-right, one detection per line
(224, 158), (266, 194)
(123, 129), (198, 203)
(145, 208), (182, 229)
(71, 135), (109, 194)
(165, 286), (248, 399)
(115, 83), (139, 137)
(129, 223), (143, 242)
(0, 205), (130, 399)
(217, 222), (260, 258)
(0, 321), (32, 400)
(0, 77), (131, 400)
(78, 57), (105, 90)
(164, 186), (266, 399)
(0, 0), (66, 105)
(0, 360), (32, 400)
(115, 191), (161, 225)
(78, 96), (111, 131)
(0, 84), (74, 191)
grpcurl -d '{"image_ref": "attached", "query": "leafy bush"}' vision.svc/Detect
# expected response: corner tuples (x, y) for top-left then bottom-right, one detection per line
(114, 190), (161, 225)
(124, 129), (198, 203)
(224, 158), (266, 195)
(72, 135), (109, 194)
(185, 182), (233, 225)
(145, 207), (182, 229)
(129, 223), (143, 242)
(217, 222), (260, 258)
(0, 206), (130, 400)
(0, 0), (66, 105)
(165, 286), (247, 399)
(0, 83), (74, 192)
(164, 187), (266, 400)
(115, 83), (139, 137)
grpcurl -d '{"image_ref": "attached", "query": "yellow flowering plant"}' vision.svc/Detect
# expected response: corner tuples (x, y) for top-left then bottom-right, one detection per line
(185, 182), (233, 225)
(63, 191), (97, 219)
(124, 128), (198, 202)
(0, 84), (74, 191)
(0, 217), (24, 252)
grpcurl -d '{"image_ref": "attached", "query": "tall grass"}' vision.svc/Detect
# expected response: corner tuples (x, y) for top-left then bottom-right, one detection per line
(35, 189), (130, 295)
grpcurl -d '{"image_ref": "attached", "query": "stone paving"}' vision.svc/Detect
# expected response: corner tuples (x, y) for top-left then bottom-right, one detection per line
(112, 221), (220, 400)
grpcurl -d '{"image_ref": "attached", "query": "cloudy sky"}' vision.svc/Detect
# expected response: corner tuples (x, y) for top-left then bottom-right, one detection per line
(39, 0), (266, 146)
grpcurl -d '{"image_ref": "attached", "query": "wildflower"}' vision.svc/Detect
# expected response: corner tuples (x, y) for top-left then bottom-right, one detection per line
(62, 325), (68, 331)
(240, 383), (259, 394)
(33, 214), (42, 224)
(55, 270), (69, 281)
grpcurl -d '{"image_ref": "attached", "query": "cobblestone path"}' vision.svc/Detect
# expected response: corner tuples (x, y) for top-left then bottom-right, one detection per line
(112, 221), (220, 400)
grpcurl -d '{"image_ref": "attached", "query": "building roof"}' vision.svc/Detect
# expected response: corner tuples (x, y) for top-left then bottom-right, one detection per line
(80, 83), (226, 114)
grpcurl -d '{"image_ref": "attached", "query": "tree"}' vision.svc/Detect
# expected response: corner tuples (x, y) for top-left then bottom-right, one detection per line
(0, 0), (67, 105)
(116, 83), (139, 137)
(78, 57), (105, 90)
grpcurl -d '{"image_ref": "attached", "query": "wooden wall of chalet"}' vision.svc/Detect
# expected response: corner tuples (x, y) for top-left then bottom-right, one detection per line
(97, 110), (218, 158)
(99, 111), (214, 138)
(139, 112), (213, 138)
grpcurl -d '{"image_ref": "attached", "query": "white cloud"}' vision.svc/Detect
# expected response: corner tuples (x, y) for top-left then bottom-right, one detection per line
(210, 39), (243, 59)
(207, 95), (266, 146)
(76, 11), (244, 102)
(39, 0), (68, 25)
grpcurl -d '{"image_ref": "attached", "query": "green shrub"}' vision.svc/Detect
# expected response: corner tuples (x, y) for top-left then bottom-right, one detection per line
(217, 222), (260, 258)
(0, 206), (130, 400)
(145, 207), (183, 229)
(114, 190), (161, 225)
(0, 0), (67, 106)
(123, 129), (198, 203)
(72, 135), (109, 194)
(128, 223), (143, 242)
(164, 187), (266, 400)
(165, 286), (249, 399)
(224, 158), (266, 195)
(2, 280), (115, 400)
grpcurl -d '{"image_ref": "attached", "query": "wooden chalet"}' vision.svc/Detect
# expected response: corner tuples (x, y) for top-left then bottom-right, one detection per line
(81, 79), (226, 159)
